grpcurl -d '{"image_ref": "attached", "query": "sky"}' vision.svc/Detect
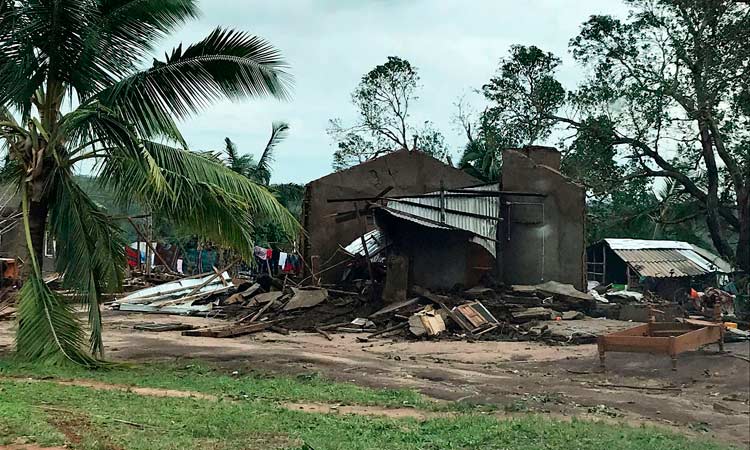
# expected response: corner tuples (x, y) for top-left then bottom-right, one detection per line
(163, 0), (630, 184)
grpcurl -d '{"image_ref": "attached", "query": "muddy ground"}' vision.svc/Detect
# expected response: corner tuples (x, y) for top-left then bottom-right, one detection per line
(1, 311), (748, 447)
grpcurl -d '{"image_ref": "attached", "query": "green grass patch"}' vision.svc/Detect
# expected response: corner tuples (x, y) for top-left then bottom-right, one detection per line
(0, 358), (427, 409)
(0, 357), (736, 450)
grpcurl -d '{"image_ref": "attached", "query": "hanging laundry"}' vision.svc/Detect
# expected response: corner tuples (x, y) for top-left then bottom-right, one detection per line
(254, 246), (268, 260)
(278, 252), (288, 269)
(125, 246), (139, 268)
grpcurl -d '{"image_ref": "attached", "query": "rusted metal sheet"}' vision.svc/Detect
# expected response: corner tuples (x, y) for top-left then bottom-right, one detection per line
(385, 183), (501, 256)
(604, 238), (732, 275)
(612, 248), (715, 278)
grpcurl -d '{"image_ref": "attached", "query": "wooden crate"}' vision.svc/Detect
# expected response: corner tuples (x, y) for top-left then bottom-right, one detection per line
(597, 321), (724, 370)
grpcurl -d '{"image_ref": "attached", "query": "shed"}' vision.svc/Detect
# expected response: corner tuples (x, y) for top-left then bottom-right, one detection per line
(586, 238), (732, 300)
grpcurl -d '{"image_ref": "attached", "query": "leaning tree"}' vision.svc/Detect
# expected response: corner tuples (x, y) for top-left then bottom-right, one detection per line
(0, 0), (298, 365)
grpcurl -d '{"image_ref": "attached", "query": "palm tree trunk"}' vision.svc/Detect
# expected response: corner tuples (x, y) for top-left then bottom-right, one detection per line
(27, 199), (49, 273)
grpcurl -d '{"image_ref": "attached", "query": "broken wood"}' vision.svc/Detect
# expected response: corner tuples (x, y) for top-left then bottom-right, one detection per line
(269, 325), (290, 335)
(367, 322), (408, 339)
(182, 320), (283, 338)
(314, 327), (333, 341)
(242, 295), (284, 323)
(133, 323), (195, 332)
(184, 259), (239, 297)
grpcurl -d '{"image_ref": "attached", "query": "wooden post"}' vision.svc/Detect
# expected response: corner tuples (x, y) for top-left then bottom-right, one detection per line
(146, 215), (152, 275)
(439, 179), (446, 224)
(597, 336), (606, 370)
(355, 201), (375, 288)
(127, 218), (178, 275)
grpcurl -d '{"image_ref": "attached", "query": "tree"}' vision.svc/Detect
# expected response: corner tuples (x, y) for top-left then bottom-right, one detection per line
(480, 1), (750, 271)
(222, 123), (302, 247)
(456, 46), (565, 181)
(224, 121), (290, 186)
(0, 0), (298, 365)
(328, 56), (449, 170)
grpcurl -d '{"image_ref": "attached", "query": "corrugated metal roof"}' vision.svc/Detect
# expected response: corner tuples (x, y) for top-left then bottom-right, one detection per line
(343, 229), (387, 257)
(612, 248), (724, 278)
(384, 183), (501, 256)
(604, 238), (693, 250)
(602, 238), (732, 276)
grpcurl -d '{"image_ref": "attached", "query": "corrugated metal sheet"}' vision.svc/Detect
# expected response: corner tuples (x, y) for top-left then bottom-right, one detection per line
(605, 238), (693, 250)
(343, 229), (386, 257)
(384, 184), (501, 256)
(603, 238), (732, 276)
(612, 248), (719, 278)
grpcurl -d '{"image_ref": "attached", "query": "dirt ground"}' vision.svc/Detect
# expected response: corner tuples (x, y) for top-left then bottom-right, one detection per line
(1, 310), (748, 447)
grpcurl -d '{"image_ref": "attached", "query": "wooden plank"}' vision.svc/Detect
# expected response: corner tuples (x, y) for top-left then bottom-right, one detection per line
(649, 322), (694, 332)
(606, 324), (650, 337)
(599, 335), (671, 354)
(456, 304), (487, 328)
(133, 323), (195, 332)
(182, 320), (279, 338)
(673, 326), (722, 354)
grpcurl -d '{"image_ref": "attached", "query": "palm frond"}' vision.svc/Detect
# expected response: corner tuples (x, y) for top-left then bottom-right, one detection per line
(15, 188), (98, 366)
(48, 172), (125, 356)
(95, 27), (291, 143)
(72, 0), (200, 96)
(253, 121), (289, 185)
(15, 271), (98, 366)
(100, 141), (299, 259)
(224, 137), (239, 166)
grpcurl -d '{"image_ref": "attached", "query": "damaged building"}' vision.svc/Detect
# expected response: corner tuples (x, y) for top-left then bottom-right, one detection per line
(302, 146), (586, 296)
(586, 238), (733, 300)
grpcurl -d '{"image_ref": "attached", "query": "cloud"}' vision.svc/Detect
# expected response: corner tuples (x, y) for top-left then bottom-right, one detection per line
(164, 0), (628, 183)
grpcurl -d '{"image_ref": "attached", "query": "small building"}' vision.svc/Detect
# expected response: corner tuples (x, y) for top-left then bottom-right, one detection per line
(586, 238), (733, 300)
(332, 146), (587, 292)
(301, 150), (480, 283)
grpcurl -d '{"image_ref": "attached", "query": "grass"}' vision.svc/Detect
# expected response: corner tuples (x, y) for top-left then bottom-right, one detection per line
(0, 357), (736, 450)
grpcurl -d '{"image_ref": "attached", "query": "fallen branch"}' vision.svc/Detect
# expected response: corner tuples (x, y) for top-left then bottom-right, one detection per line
(314, 327), (333, 341)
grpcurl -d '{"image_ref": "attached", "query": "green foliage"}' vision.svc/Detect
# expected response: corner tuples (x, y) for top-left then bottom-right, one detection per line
(482, 45), (566, 146)
(225, 122), (290, 186)
(467, 1), (749, 262)
(329, 56), (450, 170)
(0, 360), (735, 450)
(15, 272), (98, 367)
(0, 361), (733, 450)
(0, 0), (298, 364)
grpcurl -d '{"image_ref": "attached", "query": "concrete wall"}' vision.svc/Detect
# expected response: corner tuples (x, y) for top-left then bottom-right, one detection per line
(499, 147), (586, 290)
(374, 210), (494, 290)
(302, 150), (480, 283)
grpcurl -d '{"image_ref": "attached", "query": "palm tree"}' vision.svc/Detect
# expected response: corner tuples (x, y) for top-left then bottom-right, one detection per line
(224, 121), (289, 186)
(0, 1), (298, 365)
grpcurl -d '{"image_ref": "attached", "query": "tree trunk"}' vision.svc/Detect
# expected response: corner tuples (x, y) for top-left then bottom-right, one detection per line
(27, 199), (49, 275)
(698, 122), (735, 262)
(736, 187), (750, 273)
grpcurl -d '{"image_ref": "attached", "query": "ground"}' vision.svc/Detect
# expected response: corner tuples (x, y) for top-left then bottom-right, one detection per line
(0, 310), (748, 449)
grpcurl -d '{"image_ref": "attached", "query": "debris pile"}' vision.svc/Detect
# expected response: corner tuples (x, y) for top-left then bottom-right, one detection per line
(109, 263), (748, 347)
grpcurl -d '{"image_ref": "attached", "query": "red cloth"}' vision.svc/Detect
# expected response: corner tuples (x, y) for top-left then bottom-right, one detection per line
(125, 246), (139, 267)
(266, 249), (273, 260)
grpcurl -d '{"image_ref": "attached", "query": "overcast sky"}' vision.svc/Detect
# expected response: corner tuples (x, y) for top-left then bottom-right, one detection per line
(164, 0), (629, 184)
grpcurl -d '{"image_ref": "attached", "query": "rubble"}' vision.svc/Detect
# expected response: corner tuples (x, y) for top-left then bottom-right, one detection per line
(100, 256), (745, 353)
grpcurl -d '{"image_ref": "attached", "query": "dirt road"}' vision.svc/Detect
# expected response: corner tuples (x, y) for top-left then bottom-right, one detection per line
(1, 311), (748, 447)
